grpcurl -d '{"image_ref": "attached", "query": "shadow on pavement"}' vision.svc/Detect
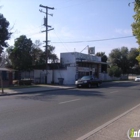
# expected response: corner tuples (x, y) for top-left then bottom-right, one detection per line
(16, 89), (106, 102)
(15, 81), (140, 102)
(101, 81), (140, 88)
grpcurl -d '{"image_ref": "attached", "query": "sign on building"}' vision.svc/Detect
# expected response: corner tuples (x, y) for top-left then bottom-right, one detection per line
(88, 47), (95, 54)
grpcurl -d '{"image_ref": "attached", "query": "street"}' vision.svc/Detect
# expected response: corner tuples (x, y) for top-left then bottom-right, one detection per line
(0, 81), (140, 140)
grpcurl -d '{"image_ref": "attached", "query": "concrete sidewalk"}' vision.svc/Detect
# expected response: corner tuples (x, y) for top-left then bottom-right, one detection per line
(77, 104), (140, 140)
(0, 84), (75, 96)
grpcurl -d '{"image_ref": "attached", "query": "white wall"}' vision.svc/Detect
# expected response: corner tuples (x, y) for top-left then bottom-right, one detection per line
(34, 70), (46, 83)
(63, 66), (76, 84)
(21, 67), (76, 85)
(60, 52), (102, 64)
(21, 71), (34, 79)
(47, 70), (53, 83)
(47, 66), (76, 85)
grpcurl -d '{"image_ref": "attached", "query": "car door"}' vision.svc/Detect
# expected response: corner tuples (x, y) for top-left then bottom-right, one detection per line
(91, 77), (96, 85)
(90, 77), (94, 85)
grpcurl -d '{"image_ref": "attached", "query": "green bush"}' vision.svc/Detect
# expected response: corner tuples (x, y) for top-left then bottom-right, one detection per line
(108, 66), (122, 77)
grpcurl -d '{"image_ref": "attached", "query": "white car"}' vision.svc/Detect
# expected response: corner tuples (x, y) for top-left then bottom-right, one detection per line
(135, 76), (140, 82)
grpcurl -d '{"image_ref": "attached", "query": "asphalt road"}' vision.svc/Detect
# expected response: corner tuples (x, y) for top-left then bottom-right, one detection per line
(0, 81), (140, 140)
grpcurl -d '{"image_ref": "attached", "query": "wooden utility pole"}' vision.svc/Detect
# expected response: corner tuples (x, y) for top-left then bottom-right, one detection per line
(39, 4), (54, 84)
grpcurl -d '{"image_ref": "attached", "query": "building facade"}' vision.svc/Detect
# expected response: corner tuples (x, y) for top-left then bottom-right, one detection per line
(0, 68), (14, 87)
(21, 52), (107, 85)
(60, 52), (106, 80)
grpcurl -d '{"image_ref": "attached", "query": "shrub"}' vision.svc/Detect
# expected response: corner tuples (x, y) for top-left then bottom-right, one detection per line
(108, 66), (122, 77)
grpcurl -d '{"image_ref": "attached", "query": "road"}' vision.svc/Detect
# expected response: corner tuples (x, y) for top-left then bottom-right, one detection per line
(0, 81), (140, 140)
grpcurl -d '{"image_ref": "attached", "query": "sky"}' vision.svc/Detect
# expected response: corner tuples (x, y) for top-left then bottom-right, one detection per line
(0, 0), (138, 58)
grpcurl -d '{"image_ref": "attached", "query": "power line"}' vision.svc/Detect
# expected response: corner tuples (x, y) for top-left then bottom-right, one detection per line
(51, 35), (135, 44)
(53, 29), (69, 52)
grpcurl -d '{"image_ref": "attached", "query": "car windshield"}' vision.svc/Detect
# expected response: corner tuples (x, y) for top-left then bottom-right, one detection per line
(81, 76), (92, 80)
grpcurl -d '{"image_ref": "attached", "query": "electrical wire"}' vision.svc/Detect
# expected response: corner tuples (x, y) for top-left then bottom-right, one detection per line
(51, 35), (135, 44)
(52, 29), (69, 52)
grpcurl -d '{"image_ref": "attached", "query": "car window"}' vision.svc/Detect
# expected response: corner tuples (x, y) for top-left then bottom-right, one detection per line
(81, 76), (91, 80)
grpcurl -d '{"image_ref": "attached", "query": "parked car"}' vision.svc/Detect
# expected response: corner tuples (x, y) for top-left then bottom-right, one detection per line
(135, 76), (140, 82)
(75, 75), (102, 88)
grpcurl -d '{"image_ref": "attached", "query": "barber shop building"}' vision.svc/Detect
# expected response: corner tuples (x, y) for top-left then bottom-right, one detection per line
(21, 49), (108, 85)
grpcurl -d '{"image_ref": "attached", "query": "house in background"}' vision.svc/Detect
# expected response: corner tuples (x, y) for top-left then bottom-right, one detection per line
(0, 67), (14, 87)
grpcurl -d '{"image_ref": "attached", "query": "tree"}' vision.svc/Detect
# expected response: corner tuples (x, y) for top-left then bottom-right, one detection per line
(131, 0), (140, 64)
(128, 48), (139, 67)
(132, 0), (140, 45)
(37, 45), (58, 64)
(108, 47), (130, 74)
(0, 14), (12, 55)
(0, 12), (12, 93)
(31, 40), (44, 65)
(96, 52), (108, 72)
(47, 45), (58, 63)
(8, 35), (33, 71)
(136, 47), (140, 64)
(96, 52), (108, 62)
(7, 38), (59, 70)
(0, 52), (9, 67)
(108, 66), (122, 78)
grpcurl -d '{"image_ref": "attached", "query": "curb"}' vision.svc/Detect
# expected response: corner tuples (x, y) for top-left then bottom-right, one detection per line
(76, 103), (140, 140)
(0, 87), (76, 97)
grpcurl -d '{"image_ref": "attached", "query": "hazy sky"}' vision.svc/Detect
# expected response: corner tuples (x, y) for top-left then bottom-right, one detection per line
(0, 0), (138, 58)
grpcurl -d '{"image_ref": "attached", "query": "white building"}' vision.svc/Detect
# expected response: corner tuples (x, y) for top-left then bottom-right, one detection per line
(21, 52), (108, 85)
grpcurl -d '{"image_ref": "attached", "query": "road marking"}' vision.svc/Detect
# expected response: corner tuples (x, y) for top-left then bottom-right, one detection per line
(109, 91), (118, 94)
(59, 99), (81, 104)
(76, 103), (140, 140)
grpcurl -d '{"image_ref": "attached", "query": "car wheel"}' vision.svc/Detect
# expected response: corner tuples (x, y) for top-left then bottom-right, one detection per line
(76, 85), (79, 88)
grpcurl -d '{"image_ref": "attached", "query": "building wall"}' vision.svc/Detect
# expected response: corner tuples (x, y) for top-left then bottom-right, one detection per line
(21, 67), (76, 85)
(60, 52), (102, 65)
(74, 52), (101, 62)
(21, 71), (34, 79)
(47, 66), (76, 85)
(61, 52), (76, 64)
(34, 70), (46, 84)
(0, 71), (13, 87)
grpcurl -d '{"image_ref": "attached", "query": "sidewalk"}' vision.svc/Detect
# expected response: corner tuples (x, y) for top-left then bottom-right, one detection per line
(0, 84), (75, 96)
(77, 104), (140, 140)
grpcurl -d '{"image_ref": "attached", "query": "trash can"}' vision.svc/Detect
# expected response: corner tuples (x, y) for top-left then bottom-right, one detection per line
(58, 78), (64, 85)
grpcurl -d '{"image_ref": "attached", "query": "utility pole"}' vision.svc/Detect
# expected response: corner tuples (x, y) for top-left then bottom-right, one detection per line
(39, 4), (54, 84)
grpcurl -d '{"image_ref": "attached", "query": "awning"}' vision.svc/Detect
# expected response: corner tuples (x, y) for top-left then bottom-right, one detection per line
(0, 67), (16, 72)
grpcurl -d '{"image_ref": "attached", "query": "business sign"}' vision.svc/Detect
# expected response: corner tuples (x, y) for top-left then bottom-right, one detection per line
(88, 47), (95, 54)
(77, 67), (91, 72)
(75, 53), (98, 62)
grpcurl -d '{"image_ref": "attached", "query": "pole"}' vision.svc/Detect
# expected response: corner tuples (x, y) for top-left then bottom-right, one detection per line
(39, 4), (54, 84)
(45, 8), (48, 84)
(0, 72), (4, 94)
